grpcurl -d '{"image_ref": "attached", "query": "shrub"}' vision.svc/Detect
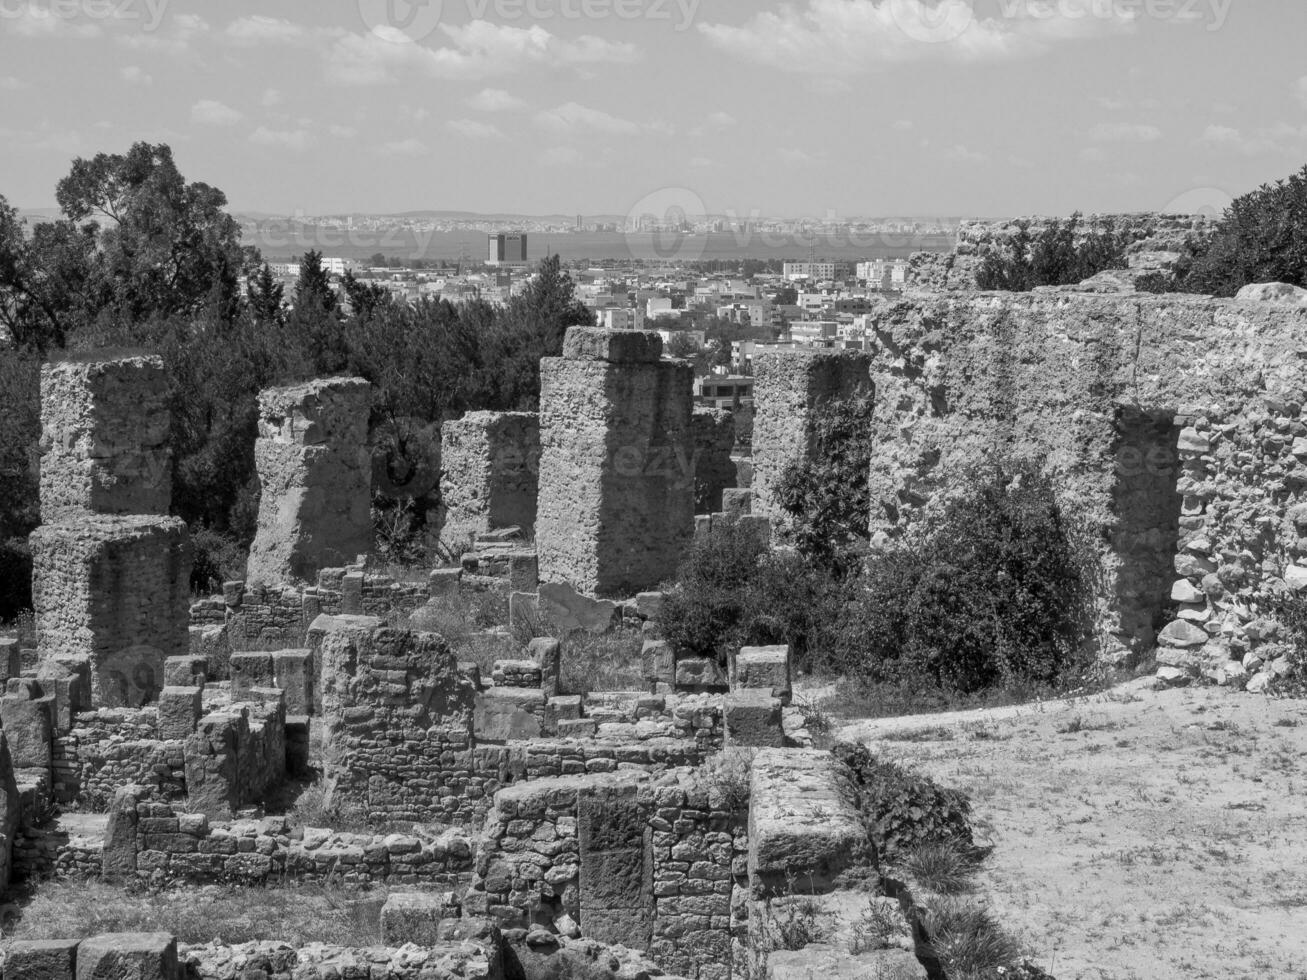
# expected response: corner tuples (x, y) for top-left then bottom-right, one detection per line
(925, 899), (1024, 980)
(835, 743), (973, 862)
(837, 464), (1095, 694)
(1263, 583), (1307, 695)
(975, 213), (1131, 292)
(189, 526), (246, 596)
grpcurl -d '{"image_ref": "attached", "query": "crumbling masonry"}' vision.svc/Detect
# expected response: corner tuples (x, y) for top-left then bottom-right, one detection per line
(440, 411), (540, 545)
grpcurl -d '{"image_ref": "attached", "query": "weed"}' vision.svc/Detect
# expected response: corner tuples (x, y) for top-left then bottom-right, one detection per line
(848, 895), (910, 954)
(905, 842), (978, 896)
(764, 893), (830, 952)
(925, 899), (1024, 980)
(699, 748), (755, 813)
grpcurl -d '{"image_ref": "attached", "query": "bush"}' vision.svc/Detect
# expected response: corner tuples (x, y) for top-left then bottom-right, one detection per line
(1174, 163), (1307, 297)
(189, 526), (246, 596)
(837, 464), (1095, 694)
(659, 519), (843, 667)
(835, 742), (973, 862)
(975, 213), (1131, 292)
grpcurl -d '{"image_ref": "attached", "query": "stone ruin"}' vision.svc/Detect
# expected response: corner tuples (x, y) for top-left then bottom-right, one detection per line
(440, 411), (541, 547)
(536, 328), (695, 598)
(245, 377), (374, 588)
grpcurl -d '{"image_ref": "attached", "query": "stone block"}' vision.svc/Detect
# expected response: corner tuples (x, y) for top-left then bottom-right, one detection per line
(441, 412), (540, 545)
(0, 638), (20, 684)
(509, 551), (540, 593)
(538, 582), (620, 634)
(162, 655), (207, 689)
(4, 939), (80, 980)
(749, 749), (873, 895)
(641, 639), (674, 688)
(74, 933), (179, 980)
(563, 327), (662, 363)
(157, 686), (203, 741)
(528, 637), (562, 696)
(557, 718), (597, 738)
(36, 656), (91, 732)
(543, 694), (583, 736)
(102, 785), (143, 882)
(189, 624), (229, 681)
(474, 688), (545, 743)
(675, 657), (727, 691)
(379, 891), (460, 946)
(0, 693), (54, 770)
(429, 567), (463, 598)
(29, 516), (191, 708)
(184, 713), (242, 820)
(724, 690), (784, 748)
(341, 571), (365, 615)
(734, 645), (792, 705)
(229, 652), (274, 703)
(271, 649), (314, 715)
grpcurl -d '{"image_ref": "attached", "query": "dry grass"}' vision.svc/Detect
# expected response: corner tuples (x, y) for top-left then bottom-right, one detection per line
(2, 881), (387, 947)
(558, 629), (644, 695)
(904, 842), (978, 896)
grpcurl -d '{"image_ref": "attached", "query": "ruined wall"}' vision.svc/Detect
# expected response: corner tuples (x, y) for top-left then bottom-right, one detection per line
(441, 412), (540, 546)
(906, 212), (1216, 292)
(751, 350), (873, 522)
(38, 355), (171, 521)
(537, 329), (695, 598)
(53, 709), (185, 807)
(30, 516), (192, 707)
(691, 408), (737, 515)
(245, 378), (373, 588)
(863, 291), (1307, 667)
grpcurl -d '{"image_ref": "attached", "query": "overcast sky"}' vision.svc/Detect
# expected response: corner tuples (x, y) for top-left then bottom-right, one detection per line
(1, 0), (1304, 219)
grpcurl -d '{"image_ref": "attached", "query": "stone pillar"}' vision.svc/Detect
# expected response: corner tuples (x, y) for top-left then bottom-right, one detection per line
(537, 329), (694, 598)
(691, 407), (737, 516)
(245, 378), (373, 587)
(30, 516), (191, 708)
(440, 411), (541, 546)
(751, 350), (873, 520)
(38, 355), (171, 521)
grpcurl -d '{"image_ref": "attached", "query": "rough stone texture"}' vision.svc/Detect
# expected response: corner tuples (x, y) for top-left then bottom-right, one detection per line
(245, 378), (373, 588)
(691, 408), (737, 515)
(748, 750), (872, 895)
(3, 938), (80, 980)
(182, 701), (285, 821)
(320, 619), (477, 824)
(723, 692), (784, 749)
(863, 291), (1307, 667)
(38, 356), (171, 521)
(30, 516), (192, 708)
(474, 688), (545, 743)
(157, 686), (202, 742)
(102, 785), (143, 882)
(162, 656), (207, 690)
(537, 329), (695, 598)
(441, 412), (540, 547)
(271, 650), (314, 715)
(0, 732), (21, 893)
(229, 653), (275, 703)
(537, 582), (620, 634)
(732, 647), (792, 706)
(1236, 282), (1307, 307)
(73, 932), (179, 980)
(178, 936), (499, 980)
(752, 350), (873, 522)
(1, 690), (55, 769)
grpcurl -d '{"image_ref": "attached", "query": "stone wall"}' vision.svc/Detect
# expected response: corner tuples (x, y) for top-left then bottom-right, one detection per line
(537, 329), (695, 598)
(30, 516), (191, 707)
(691, 408), (737, 515)
(245, 378), (373, 588)
(751, 350), (873, 523)
(441, 412), (541, 546)
(38, 355), (171, 521)
(52, 708), (185, 807)
(862, 291), (1307, 669)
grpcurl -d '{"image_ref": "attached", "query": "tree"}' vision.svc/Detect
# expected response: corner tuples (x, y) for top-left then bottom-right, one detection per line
(370, 252), (387, 268)
(246, 263), (285, 325)
(342, 269), (389, 320)
(55, 142), (247, 323)
(1176, 164), (1307, 296)
(975, 213), (1130, 292)
(293, 249), (337, 315)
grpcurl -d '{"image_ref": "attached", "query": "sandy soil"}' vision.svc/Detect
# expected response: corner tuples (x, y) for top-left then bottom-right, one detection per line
(835, 679), (1307, 980)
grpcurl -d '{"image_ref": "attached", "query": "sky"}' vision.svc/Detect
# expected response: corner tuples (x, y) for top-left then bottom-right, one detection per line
(1, 0), (1305, 220)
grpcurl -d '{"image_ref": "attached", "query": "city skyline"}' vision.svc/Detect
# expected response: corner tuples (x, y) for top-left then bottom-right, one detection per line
(2, 1), (1304, 221)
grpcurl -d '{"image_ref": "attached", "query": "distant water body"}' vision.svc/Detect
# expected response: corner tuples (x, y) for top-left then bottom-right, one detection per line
(247, 225), (956, 263)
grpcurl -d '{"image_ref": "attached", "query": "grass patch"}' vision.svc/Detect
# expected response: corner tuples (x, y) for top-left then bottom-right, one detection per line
(763, 894), (830, 952)
(925, 899), (1024, 980)
(558, 629), (644, 695)
(905, 842), (978, 896)
(3, 880), (387, 947)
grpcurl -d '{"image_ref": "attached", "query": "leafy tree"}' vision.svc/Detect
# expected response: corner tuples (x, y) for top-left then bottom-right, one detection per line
(1175, 164), (1307, 296)
(342, 269), (389, 320)
(293, 249), (337, 316)
(975, 213), (1130, 291)
(246, 263), (285, 325)
(773, 285), (798, 306)
(369, 251), (387, 268)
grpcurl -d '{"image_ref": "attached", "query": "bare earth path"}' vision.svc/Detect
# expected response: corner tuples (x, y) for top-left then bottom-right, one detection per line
(836, 680), (1307, 980)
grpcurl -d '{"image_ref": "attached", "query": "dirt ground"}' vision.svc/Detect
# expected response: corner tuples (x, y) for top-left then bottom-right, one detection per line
(835, 679), (1307, 980)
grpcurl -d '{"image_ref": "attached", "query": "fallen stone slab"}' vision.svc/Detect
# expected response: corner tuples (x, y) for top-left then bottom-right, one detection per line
(474, 687), (546, 742)
(748, 749), (874, 895)
(4, 938), (79, 980)
(75, 932), (180, 980)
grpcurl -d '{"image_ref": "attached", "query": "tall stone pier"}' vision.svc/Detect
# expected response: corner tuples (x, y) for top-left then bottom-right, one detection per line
(751, 350), (874, 520)
(33, 355), (191, 707)
(245, 378), (374, 587)
(537, 328), (694, 598)
(440, 411), (540, 546)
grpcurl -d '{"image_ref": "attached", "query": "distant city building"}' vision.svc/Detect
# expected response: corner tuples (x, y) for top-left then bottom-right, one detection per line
(695, 374), (754, 410)
(783, 261), (844, 282)
(487, 233), (529, 268)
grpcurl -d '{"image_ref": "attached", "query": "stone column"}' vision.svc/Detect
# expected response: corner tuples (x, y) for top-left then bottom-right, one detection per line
(537, 328), (694, 598)
(245, 378), (374, 587)
(440, 411), (540, 546)
(751, 350), (873, 520)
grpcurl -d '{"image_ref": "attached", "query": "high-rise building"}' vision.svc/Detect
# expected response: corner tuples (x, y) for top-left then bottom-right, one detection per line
(487, 233), (529, 268)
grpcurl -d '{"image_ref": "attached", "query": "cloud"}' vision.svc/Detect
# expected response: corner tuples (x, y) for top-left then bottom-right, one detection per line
(945, 143), (989, 163)
(1199, 124), (1242, 147)
(120, 66), (152, 86)
(1199, 122), (1307, 157)
(328, 124), (358, 139)
(380, 138), (429, 157)
(116, 13), (209, 53)
(1089, 122), (1162, 143)
(535, 102), (643, 136)
(0, 76), (29, 91)
(447, 119), (505, 140)
(249, 126), (313, 150)
(541, 146), (585, 167)
(778, 147), (822, 166)
(699, 0), (1136, 75)
(707, 111), (737, 128)
(191, 100), (243, 127)
(224, 15), (314, 46)
(329, 22), (639, 85)
(893, 119), (914, 131)
(261, 88), (284, 107)
(469, 88), (527, 112)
